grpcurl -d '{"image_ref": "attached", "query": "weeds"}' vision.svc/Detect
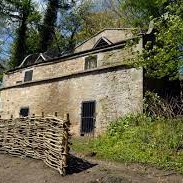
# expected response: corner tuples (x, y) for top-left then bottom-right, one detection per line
(72, 114), (183, 173)
(72, 91), (183, 172)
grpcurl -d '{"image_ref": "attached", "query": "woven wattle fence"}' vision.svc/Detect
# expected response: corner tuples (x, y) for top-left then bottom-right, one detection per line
(0, 115), (70, 175)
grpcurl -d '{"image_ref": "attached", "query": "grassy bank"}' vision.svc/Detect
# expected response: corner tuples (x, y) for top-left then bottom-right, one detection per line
(72, 114), (183, 173)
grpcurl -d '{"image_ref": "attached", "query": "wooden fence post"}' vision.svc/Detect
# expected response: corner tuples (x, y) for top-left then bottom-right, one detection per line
(62, 113), (71, 176)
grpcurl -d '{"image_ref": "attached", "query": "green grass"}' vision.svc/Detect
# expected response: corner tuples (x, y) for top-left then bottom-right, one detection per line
(72, 114), (183, 173)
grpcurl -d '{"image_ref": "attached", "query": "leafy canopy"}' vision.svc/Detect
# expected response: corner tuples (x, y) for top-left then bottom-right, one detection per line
(139, 1), (183, 80)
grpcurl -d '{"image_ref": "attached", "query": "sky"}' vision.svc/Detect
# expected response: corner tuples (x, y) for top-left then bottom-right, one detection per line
(33, 0), (45, 11)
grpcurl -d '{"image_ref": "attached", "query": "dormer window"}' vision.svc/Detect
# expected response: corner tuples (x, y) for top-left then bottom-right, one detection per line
(85, 55), (97, 70)
(93, 37), (112, 49)
(24, 70), (33, 82)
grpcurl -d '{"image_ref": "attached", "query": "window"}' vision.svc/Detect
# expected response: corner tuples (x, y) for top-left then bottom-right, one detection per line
(85, 55), (97, 70)
(20, 107), (29, 117)
(93, 37), (112, 49)
(24, 70), (33, 82)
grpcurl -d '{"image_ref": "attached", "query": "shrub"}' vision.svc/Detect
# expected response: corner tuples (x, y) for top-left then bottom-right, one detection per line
(144, 91), (183, 118)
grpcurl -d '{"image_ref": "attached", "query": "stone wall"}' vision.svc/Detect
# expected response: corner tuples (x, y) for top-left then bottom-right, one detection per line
(3, 58), (84, 88)
(3, 44), (141, 88)
(0, 66), (143, 136)
(1, 31), (143, 136)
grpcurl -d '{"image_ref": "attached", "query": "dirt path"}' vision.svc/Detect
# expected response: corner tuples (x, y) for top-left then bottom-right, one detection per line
(0, 153), (182, 183)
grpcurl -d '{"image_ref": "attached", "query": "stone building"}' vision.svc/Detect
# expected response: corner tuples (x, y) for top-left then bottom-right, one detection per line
(0, 28), (144, 136)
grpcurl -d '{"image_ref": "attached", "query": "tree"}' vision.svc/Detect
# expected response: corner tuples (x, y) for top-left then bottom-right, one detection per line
(56, 0), (92, 52)
(105, 0), (177, 29)
(64, 0), (121, 47)
(76, 10), (121, 42)
(0, 0), (41, 68)
(12, 0), (32, 67)
(38, 0), (59, 53)
(0, 0), (120, 65)
(139, 1), (183, 80)
(38, 0), (75, 53)
(46, 0), (120, 54)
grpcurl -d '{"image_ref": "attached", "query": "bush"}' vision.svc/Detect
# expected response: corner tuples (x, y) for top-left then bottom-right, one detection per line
(144, 91), (183, 118)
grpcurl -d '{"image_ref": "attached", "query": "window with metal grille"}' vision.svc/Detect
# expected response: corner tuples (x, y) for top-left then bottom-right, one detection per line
(85, 55), (97, 70)
(24, 70), (33, 82)
(20, 107), (29, 117)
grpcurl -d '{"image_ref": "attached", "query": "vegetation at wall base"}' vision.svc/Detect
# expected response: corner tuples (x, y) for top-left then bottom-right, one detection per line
(72, 114), (183, 173)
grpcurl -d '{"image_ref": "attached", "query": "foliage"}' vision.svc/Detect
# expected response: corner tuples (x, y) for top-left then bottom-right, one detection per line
(38, 0), (80, 53)
(38, 0), (59, 53)
(105, 0), (176, 29)
(56, 0), (120, 52)
(0, 0), (146, 67)
(56, 0), (92, 52)
(104, 1), (183, 80)
(26, 29), (40, 55)
(72, 114), (183, 173)
(75, 10), (120, 43)
(0, 0), (41, 68)
(133, 1), (183, 80)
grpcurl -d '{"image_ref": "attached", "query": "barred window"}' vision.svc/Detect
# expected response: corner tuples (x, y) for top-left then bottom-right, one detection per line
(24, 70), (33, 82)
(20, 107), (29, 117)
(85, 55), (97, 70)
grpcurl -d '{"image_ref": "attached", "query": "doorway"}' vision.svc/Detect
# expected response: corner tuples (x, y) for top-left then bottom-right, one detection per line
(81, 101), (96, 136)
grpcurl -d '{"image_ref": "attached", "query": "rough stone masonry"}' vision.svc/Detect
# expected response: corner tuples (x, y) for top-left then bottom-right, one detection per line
(0, 28), (144, 136)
